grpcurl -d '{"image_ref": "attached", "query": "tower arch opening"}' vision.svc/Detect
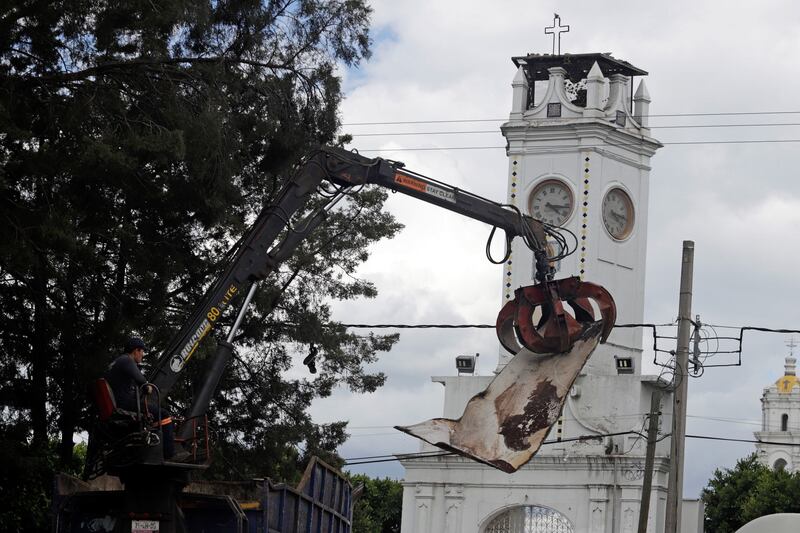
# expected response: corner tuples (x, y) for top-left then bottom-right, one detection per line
(781, 413), (788, 431)
(482, 505), (574, 533)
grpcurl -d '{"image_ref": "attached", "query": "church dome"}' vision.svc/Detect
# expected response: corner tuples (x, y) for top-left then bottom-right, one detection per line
(774, 353), (799, 393)
(775, 374), (799, 393)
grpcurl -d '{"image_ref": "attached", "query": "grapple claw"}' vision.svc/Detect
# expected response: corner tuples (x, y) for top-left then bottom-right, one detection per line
(495, 276), (616, 354)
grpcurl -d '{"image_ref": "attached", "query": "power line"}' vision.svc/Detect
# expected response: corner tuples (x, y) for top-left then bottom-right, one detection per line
(340, 323), (493, 329)
(347, 432), (402, 438)
(353, 139), (800, 154)
(344, 430), (639, 465)
(344, 450), (450, 462)
(686, 434), (800, 447)
(337, 322), (663, 329)
(342, 110), (800, 127)
(348, 123), (800, 138)
(335, 321), (795, 370)
(348, 412), (652, 430)
(345, 453), (452, 465)
(345, 414), (800, 435)
(343, 432), (800, 466)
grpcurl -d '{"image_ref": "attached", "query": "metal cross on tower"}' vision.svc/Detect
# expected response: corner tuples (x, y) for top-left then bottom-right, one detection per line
(544, 13), (569, 55)
(787, 336), (797, 356)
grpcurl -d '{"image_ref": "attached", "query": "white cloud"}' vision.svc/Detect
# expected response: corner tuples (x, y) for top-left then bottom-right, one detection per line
(310, 0), (800, 499)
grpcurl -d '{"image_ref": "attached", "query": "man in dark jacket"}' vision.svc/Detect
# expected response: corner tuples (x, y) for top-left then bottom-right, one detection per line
(105, 337), (178, 459)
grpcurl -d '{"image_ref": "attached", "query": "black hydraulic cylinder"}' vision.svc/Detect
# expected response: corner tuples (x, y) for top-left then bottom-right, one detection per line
(148, 151), (330, 396)
(177, 340), (234, 441)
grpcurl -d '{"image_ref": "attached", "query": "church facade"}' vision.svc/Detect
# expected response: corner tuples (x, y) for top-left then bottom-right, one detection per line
(398, 46), (703, 533)
(755, 350), (800, 472)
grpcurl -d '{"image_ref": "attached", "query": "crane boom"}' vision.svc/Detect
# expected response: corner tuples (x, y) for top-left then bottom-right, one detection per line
(148, 146), (554, 407)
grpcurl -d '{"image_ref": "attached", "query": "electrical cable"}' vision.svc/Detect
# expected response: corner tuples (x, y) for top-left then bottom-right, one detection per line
(278, 320), (800, 373)
(342, 110), (800, 127)
(346, 412), (665, 440)
(346, 123), (800, 138)
(622, 414), (652, 455)
(343, 432), (800, 466)
(686, 434), (800, 447)
(344, 430), (640, 465)
(353, 139), (800, 154)
(345, 450), (453, 462)
(266, 321), (677, 329)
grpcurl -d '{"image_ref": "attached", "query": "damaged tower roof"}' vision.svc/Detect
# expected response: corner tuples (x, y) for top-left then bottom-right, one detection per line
(512, 52), (647, 82)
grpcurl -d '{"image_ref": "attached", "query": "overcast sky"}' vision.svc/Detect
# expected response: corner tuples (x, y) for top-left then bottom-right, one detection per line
(307, 0), (800, 498)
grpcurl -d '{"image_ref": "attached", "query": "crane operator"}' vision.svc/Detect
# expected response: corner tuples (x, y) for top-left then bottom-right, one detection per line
(105, 337), (186, 461)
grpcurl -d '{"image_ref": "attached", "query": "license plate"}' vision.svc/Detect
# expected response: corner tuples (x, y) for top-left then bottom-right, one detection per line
(132, 520), (160, 533)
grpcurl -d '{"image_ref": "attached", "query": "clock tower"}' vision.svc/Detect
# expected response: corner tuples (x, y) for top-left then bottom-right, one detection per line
(499, 53), (662, 374)
(399, 46), (705, 533)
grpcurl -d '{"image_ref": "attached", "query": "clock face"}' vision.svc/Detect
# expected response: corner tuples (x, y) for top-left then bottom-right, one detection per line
(529, 179), (574, 226)
(602, 187), (635, 240)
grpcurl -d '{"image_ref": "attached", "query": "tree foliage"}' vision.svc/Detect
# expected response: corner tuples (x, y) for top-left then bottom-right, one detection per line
(702, 453), (800, 532)
(0, 0), (401, 528)
(349, 474), (403, 533)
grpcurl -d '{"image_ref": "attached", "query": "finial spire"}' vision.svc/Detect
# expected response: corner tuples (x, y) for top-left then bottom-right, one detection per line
(544, 14), (570, 55)
(786, 337), (797, 376)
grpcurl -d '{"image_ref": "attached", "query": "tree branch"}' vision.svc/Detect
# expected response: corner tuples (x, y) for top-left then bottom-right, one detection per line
(28, 56), (297, 84)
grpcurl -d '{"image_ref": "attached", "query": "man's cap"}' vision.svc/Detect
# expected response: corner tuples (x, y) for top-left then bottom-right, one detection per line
(125, 337), (147, 353)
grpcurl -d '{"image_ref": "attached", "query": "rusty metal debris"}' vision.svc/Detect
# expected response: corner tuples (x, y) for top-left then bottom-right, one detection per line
(396, 321), (605, 473)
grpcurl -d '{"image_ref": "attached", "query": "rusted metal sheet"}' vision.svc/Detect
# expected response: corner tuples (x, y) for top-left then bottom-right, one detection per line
(396, 321), (604, 473)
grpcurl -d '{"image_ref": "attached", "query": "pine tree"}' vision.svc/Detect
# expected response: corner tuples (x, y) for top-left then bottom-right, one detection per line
(0, 1), (399, 527)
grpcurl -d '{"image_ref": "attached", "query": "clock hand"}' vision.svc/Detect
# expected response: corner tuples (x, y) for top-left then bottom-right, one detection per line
(611, 210), (627, 222)
(546, 202), (570, 212)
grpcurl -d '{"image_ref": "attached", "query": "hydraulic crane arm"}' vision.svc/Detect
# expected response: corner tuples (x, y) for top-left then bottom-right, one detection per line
(147, 146), (614, 432)
(324, 146), (551, 257)
(149, 147), (544, 393)
(148, 148), (333, 396)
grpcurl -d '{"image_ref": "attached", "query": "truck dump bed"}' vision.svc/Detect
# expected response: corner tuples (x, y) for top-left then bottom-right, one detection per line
(54, 457), (354, 533)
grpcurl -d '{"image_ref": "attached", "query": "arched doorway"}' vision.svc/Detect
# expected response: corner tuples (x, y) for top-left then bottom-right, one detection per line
(483, 505), (574, 533)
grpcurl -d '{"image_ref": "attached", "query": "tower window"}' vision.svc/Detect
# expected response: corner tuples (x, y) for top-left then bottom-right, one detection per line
(781, 413), (789, 431)
(774, 458), (787, 471)
(615, 355), (634, 374)
(547, 103), (562, 117)
(455, 354), (477, 374)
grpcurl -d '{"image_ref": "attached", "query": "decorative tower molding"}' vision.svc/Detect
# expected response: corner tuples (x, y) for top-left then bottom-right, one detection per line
(785, 353), (796, 376)
(634, 79), (652, 129)
(605, 73), (630, 115)
(584, 61), (605, 117)
(510, 66), (528, 119)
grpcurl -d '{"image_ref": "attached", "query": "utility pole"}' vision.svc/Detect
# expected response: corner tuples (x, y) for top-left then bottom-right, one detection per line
(665, 241), (694, 533)
(637, 388), (662, 533)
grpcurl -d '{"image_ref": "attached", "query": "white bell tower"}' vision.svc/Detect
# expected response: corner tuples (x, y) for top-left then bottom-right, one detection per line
(400, 38), (705, 533)
(755, 344), (800, 472)
(499, 52), (661, 374)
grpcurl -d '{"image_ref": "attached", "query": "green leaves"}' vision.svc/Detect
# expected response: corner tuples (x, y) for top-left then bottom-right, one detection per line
(349, 474), (402, 533)
(1, 0), (393, 528)
(702, 453), (800, 532)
